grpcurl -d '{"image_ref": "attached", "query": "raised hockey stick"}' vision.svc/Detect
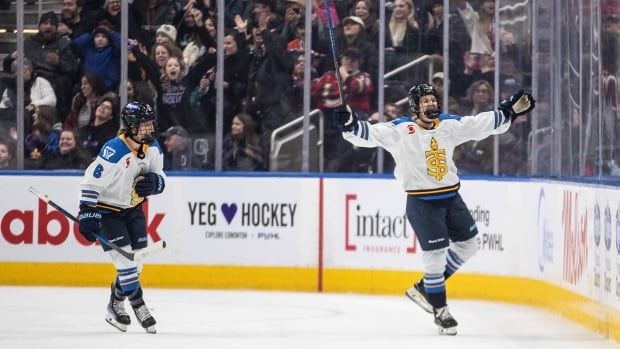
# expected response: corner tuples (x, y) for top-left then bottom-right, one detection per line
(322, 0), (344, 106)
(28, 186), (166, 261)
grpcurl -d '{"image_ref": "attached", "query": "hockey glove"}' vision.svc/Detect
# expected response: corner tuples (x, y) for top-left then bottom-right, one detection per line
(134, 173), (165, 197)
(333, 105), (358, 132)
(498, 89), (536, 121)
(78, 205), (101, 242)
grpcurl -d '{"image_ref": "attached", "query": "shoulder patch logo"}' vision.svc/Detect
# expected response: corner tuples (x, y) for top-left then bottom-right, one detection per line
(101, 146), (116, 160)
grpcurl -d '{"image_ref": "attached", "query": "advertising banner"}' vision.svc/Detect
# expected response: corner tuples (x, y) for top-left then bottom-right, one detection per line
(0, 175), (319, 267)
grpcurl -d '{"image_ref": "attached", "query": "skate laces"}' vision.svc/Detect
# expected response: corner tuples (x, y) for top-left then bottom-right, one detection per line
(134, 305), (152, 321)
(435, 306), (452, 321)
(111, 299), (129, 316)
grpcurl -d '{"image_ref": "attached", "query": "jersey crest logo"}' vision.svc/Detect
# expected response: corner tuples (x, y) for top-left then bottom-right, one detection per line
(407, 125), (415, 134)
(101, 146), (116, 160)
(425, 137), (448, 181)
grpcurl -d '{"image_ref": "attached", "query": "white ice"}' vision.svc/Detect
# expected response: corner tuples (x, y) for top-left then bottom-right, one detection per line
(0, 286), (618, 349)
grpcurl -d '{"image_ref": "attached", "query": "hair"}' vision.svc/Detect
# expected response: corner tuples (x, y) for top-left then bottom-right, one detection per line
(34, 105), (59, 134)
(150, 42), (184, 67)
(230, 113), (260, 146)
(72, 73), (106, 111)
(389, 0), (414, 47)
(160, 56), (186, 87)
(351, 0), (376, 23)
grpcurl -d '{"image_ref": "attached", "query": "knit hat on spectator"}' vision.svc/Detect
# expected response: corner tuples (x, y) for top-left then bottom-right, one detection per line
(432, 72), (444, 82)
(342, 16), (365, 28)
(39, 11), (59, 26)
(92, 25), (111, 40)
(157, 24), (177, 42)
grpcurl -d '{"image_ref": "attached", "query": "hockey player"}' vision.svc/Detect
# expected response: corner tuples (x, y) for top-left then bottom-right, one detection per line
(334, 83), (535, 335)
(77, 101), (166, 334)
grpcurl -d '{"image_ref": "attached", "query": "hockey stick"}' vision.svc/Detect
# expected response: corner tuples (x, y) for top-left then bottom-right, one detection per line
(28, 186), (166, 261)
(322, 0), (344, 106)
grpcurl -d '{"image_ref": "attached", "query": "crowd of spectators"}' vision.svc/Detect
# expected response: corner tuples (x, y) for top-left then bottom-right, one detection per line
(0, 0), (615, 175)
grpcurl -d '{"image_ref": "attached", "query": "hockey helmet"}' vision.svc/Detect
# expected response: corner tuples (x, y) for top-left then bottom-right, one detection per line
(121, 101), (158, 143)
(408, 82), (441, 115)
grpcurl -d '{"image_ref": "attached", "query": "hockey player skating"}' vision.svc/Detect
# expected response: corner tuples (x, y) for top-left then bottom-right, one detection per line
(77, 101), (166, 334)
(334, 83), (535, 335)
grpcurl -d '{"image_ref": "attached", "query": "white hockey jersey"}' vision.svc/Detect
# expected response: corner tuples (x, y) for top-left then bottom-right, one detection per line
(80, 134), (166, 211)
(343, 110), (511, 199)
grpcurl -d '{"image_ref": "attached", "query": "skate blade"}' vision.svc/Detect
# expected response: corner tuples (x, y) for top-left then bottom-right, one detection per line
(145, 326), (156, 334)
(105, 315), (127, 332)
(404, 289), (433, 314)
(437, 326), (457, 336)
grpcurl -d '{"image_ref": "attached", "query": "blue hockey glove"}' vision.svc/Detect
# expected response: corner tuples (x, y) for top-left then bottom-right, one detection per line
(498, 89), (536, 121)
(134, 173), (165, 197)
(333, 105), (358, 132)
(78, 205), (101, 242)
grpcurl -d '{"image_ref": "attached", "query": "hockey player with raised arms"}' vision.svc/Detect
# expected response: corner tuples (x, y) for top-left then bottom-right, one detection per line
(77, 101), (166, 334)
(334, 83), (535, 335)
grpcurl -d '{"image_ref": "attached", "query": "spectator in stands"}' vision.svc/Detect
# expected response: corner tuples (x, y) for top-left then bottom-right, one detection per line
(0, 58), (57, 111)
(71, 25), (121, 91)
(222, 113), (265, 171)
(162, 126), (204, 170)
(429, 72), (459, 114)
(420, 0), (444, 55)
(0, 58), (56, 113)
(453, 79), (495, 174)
(387, 0), (421, 56)
(195, 29), (249, 132)
(175, 6), (198, 49)
(251, 0), (283, 32)
(20, 11), (79, 121)
(40, 129), (91, 169)
(280, 0), (305, 42)
(24, 105), (61, 167)
(63, 73), (106, 130)
(450, 50), (494, 100)
(79, 92), (119, 158)
(60, 0), (95, 39)
(0, 139), (15, 170)
(351, 0), (392, 48)
(247, 26), (294, 167)
(334, 16), (378, 81)
(155, 23), (178, 46)
(150, 42), (184, 73)
(182, 11), (217, 70)
(312, 48), (374, 115)
(133, 0), (179, 37)
(312, 48), (373, 171)
(454, 0), (495, 55)
(144, 46), (216, 133)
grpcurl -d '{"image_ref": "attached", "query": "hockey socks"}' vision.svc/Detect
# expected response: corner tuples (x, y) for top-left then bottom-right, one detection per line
(423, 273), (447, 309)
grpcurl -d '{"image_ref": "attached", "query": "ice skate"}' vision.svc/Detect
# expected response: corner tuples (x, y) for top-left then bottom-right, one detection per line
(105, 297), (131, 332)
(133, 304), (157, 334)
(405, 279), (433, 314)
(433, 306), (457, 335)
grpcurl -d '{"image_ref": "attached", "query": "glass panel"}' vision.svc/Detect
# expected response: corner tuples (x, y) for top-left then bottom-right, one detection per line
(0, 2), (17, 170)
(449, 0), (496, 175)
(496, 0), (533, 176)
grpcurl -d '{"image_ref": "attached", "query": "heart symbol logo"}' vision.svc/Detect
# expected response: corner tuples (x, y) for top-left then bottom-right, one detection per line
(221, 203), (237, 224)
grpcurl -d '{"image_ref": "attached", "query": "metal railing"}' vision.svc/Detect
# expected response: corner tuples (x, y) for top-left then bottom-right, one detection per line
(269, 109), (324, 172)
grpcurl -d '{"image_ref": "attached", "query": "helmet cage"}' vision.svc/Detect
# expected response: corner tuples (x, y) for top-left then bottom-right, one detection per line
(408, 83), (442, 116)
(121, 102), (158, 143)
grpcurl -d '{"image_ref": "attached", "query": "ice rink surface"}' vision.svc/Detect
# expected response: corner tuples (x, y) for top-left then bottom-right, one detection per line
(0, 286), (618, 349)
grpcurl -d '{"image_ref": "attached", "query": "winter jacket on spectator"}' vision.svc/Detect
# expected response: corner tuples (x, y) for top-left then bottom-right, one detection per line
(71, 28), (121, 90)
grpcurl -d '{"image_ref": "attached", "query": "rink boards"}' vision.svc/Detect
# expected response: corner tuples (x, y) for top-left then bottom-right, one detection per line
(0, 173), (619, 340)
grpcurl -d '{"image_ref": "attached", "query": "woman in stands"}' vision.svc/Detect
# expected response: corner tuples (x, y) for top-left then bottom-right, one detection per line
(63, 73), (106, 130)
